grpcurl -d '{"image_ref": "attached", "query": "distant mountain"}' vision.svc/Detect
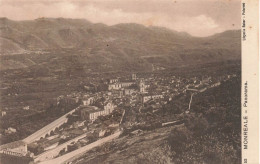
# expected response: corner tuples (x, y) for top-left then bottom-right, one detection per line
(0, 17), (241, 71)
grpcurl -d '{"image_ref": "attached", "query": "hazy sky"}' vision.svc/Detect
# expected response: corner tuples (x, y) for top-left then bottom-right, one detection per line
(0, 0), (241, 37)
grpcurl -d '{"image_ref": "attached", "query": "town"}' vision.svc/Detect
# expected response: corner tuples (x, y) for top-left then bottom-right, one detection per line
(0, 71), (237, 163)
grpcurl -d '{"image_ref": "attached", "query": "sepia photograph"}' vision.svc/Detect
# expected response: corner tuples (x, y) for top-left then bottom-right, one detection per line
(0, 0), (257, 164)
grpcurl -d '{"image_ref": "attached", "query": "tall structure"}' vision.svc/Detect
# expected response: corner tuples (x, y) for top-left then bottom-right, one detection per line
(132, 73), (137, 81)
(139, 79), (145, 93)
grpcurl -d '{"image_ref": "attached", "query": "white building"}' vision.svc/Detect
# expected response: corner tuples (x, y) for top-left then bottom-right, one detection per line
(81, 102), (115, 121)
(142, 95), (164, 103)
(108, 82), (135, 90)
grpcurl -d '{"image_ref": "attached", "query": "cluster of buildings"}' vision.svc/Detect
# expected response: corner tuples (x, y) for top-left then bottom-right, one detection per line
(185, 74), (236, 93)
(0, 72), (238, 163)
(79, 73), (235, 114)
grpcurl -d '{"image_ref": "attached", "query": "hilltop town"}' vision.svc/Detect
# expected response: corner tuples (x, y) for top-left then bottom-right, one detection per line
(0, 69), (239, 163)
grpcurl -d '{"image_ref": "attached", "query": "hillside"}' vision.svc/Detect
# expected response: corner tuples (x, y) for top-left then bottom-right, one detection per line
(0, 17), (240, 72)
(71, 77), (241, 164)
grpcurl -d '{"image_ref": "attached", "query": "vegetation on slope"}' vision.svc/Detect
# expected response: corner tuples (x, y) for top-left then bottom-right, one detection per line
(167, 76), (241, 164)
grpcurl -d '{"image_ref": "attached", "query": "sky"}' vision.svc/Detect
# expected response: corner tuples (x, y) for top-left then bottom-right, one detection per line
(0, 0), (241, 37)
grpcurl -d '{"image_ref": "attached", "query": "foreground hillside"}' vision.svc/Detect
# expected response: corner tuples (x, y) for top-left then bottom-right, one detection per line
(0, 17), (240, 71)
(71, 76), (241, 164)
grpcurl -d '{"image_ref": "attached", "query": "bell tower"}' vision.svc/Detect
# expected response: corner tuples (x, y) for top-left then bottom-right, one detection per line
(132, 73), (136, 81)
(139, 79), (145, 93)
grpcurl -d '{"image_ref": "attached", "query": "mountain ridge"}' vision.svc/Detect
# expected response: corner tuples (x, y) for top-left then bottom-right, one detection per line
(0, 17), (241, 71)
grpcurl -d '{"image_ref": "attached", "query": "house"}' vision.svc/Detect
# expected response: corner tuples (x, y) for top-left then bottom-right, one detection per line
(5, 127), (16, 134)
(104, 102), (114, 113)
(151, 95), (164, 100)
(210, 82), (221, 88)
(112, 90), (124, 98)
(124, 89), (135, 95)
(132, 73), (137, 80)
(82, 96), (95, 106)
(99, 129), (106, 137)
(142, 94), (164, 103)
(109, 79), (119, 84)
(23, 106), (30, 110)
(1, 111), (6, 117)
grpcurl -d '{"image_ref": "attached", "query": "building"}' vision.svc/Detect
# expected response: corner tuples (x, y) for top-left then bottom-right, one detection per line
(82, 96), (95, 106)
(139, 79), (145, 93)
(104, 102), (114, 113)
(142, 94), (164, 103)
(81, 106), (99, 120)
(23, 106), (30, 111)
(109, 79), (118, 84)
(1, 111), (6, 117)
(81, 103), (115, 121)
(0, 140), (27, 156)
(210, 82), (221, 88)
(124, 89), (135, 95)
(108, 82), (135, 90)
(108, 83), (122, 90)
(121, 82), (135, 88)
(132, 73), (137, 80)
(111, 90), (124, 98)
(5, 127), (17, 134)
